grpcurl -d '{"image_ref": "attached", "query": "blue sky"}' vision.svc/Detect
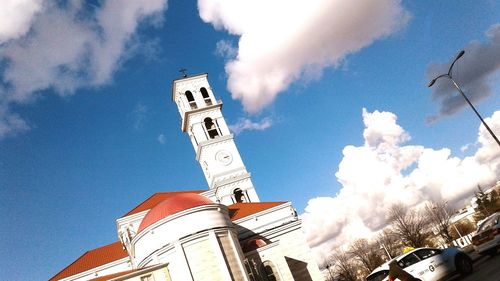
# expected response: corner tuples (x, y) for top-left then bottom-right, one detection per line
(0, 1), (499, 280)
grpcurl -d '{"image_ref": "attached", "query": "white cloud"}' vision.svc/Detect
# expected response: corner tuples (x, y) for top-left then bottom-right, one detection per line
(301, 109), (500, 260)
(131, 103), (149, 130)
(474, 112), (500, 167)
(0, 0), (44, 44)
(198, 0), (410, 113)
(215, 39), (237, 60)
(229, 117), (272, 135)
(158, 133), (166, 144)
(0, 0), (168, 139)
(0, 105), (30, 139)
(460, 143), (474, 153)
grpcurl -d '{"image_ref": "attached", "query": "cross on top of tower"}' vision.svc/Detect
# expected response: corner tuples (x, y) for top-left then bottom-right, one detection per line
(179, 68), (188, 78)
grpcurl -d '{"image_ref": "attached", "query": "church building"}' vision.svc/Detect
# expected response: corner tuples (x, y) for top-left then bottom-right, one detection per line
(50, 73), (323, 281)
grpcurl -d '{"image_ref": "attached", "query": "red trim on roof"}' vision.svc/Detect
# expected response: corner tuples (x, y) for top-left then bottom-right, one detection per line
(228, 202), (286, 221)
(49, 242), (128, 281)
(123, 190), (206, 217)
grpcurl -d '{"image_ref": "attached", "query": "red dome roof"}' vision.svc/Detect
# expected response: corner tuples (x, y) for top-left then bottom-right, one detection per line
(137, 193), (213, 233)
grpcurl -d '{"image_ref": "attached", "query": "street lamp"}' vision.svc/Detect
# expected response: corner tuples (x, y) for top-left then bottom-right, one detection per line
(325, 264), (335, 281)
(380, 243), (392, 260)
(428, 50), (500, 148)
(432, 202), (463, 241)
(443, 201), (463, 240)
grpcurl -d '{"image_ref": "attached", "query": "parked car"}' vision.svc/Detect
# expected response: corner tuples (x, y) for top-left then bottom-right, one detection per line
(472, 211), (500, 255)
(366, 247), (472, 281)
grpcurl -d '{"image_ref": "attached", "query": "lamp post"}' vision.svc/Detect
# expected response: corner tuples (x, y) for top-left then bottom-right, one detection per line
(428, 50), (500, 148)
(325, 264), (335, 281)
(443, 201), (463, 239)
(380, 243), (392, 260)
(432, 201), (463, 241)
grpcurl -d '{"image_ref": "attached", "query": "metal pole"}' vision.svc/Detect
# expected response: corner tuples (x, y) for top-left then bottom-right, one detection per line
(381, 243), (392, 260)
(428, 50), (500, 148)
(449, 78), (500, 147)
(326, 264), (334, 281)
(443, 205), (463, 239)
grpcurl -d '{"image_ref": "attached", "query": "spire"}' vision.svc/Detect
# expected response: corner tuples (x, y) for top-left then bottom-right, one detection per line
(171, 73), (260, 205)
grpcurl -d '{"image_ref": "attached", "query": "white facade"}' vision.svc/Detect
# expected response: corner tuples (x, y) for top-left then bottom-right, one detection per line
(172, 74), (259, 205)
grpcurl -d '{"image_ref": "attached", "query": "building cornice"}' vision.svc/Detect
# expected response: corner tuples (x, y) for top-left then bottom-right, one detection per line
(171, 73), (208, 101)
(195, 134), (233, 161)
(59, 257), (131, 281)
(182, 102), (223, 132)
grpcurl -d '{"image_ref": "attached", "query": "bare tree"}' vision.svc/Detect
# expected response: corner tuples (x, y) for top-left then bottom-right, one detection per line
(329, 249), (358, 281)
(388, 203), (428, 248)
(376, 228), (401, 260)
(424, 200), (454, 244)
(349, 238), (384, 275)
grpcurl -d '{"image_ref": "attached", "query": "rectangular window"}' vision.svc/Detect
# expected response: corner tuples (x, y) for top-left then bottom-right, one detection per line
(204, 97), (213, 106)
(141, 275), (154, 281)
(189, 101), (198, 109)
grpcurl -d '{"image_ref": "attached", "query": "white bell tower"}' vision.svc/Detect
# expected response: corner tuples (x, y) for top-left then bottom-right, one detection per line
(172, 73), (260, 205)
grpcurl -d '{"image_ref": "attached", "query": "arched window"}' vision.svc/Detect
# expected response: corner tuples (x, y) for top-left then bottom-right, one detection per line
(185, 91), (197, 109)
(204, 117), (220, 139)
(260, 261), (280, 281)
(200, 87), (212, 106)
(233, 188), (246, 203)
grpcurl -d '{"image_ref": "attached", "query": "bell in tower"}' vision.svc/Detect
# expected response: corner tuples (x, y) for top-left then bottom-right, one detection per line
(172, 73), (260, 205)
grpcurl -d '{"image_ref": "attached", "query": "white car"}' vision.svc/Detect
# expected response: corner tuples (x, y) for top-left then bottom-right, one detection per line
(472, 212), (500, 255)
(365, 247), (472, 281)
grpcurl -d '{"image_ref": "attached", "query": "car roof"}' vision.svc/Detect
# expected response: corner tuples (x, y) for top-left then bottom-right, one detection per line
(477, 211), (500, 226)
(477, 212), (500, 228)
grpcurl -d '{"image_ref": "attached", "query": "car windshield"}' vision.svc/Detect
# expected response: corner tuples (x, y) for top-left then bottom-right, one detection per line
(414, 248), (440, 260)
(478, 215), (500, 232)
(397, 253), (420, 268)
(366, 270), (389, 281)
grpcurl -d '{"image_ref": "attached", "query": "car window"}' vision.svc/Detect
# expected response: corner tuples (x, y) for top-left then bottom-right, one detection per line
(366, 270), (389, 281)
(414, 249), (439, 260)
(397, 253), (420, 268)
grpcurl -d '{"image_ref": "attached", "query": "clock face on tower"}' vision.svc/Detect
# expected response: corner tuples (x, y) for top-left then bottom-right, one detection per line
(216, 150), (233, 165)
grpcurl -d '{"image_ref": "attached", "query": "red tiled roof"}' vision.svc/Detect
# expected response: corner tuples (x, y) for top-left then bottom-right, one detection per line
(49, 242), (128, 281)
(228, 202), (286, 221)
(137, 193), (213, 233)
(123, 190), (206, 217)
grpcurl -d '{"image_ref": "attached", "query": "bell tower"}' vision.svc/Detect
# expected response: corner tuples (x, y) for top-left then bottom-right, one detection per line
(172, 73), (260, 205)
